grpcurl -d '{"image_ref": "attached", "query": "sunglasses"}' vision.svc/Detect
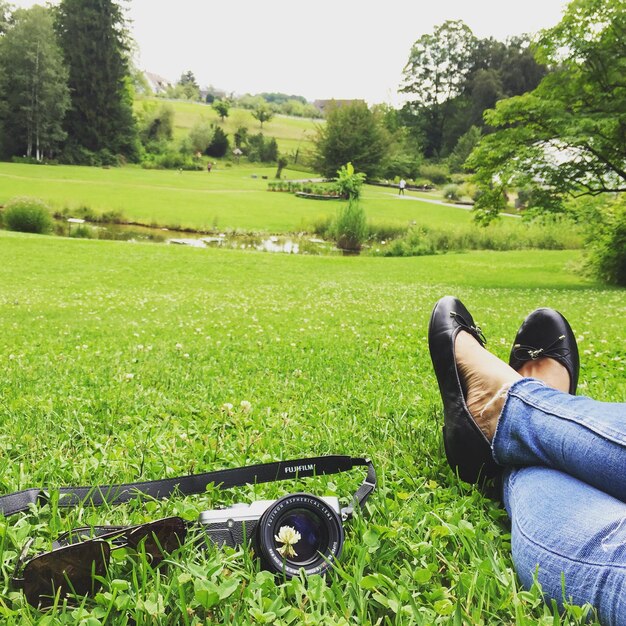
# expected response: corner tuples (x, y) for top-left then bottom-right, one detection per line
(11, 516), (187, 607)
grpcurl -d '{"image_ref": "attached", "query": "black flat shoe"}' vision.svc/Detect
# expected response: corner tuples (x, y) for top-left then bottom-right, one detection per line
(509, 308), (579, 394)
(428, 296), (500, 484)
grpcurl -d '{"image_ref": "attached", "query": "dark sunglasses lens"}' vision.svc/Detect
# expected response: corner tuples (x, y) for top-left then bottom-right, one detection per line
(127, 518), (186, 563)
(23, 541), (109, 607)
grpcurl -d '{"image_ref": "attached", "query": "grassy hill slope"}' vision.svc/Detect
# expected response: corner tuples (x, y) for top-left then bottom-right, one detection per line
(135, 96), (321, 155)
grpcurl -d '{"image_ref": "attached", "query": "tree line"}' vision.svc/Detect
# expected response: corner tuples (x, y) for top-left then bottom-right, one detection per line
(314, 21), (547, 181)
(154, 72), (323, 120)
(0, 0), (138, 164)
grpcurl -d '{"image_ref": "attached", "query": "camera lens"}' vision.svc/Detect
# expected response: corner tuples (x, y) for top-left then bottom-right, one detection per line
(273, 508), (328, 565)
(255, 494), (344, 578)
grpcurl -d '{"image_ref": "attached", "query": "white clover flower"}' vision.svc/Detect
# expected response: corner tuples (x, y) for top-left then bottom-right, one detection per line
(221, 402), (233, 414)
(275, 525), (301, 558)
(124, 373), (135, 380)
(175, 343), (183, 350)
(240, 400), (252, 413)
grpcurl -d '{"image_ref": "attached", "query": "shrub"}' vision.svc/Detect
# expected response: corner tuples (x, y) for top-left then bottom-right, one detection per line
(370, 216), (583, 257)
(188, 121), (214, 154)
(310, 215), (333, 238)
(3, 197), (53, 234)
(69, 224), (93, 239)
(247, 134), (278, 163)
(335, 162), (366, 200)
(368, 221), (408, 241)
(374, 229), (436, 257)
(418, 163), (449, 185)
(442, 184), (461, 201)
(333, 199), (367, 251)
(206, 126), (229, 158)
(276, 156), (289, 179)
(585, 200), (626, 286)
(141, 151), (203, 170)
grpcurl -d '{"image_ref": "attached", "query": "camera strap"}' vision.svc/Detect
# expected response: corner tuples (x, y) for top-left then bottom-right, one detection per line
(0, 455), (376, 519)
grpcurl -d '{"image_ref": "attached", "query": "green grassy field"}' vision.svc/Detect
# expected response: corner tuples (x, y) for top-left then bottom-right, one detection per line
(0, 230), (623, 624)
(0, 163), (582, 254)
(0, 161), (481, 232)
(135, 97), (320, 155)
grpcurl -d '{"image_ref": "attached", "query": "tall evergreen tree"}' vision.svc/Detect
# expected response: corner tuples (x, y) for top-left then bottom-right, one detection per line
(55, 0), (138, 161)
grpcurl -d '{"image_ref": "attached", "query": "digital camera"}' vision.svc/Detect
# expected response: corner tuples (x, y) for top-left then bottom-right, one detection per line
(198, 493), (344, 577)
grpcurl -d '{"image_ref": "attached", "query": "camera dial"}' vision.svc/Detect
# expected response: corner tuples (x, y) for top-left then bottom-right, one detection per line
(255, 493), (344, 578)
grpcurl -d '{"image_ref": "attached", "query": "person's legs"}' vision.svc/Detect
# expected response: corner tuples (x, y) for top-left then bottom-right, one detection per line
(504, 465), (626, 626)
(493, 379), (626, 503)
(455, 329), (626, 502)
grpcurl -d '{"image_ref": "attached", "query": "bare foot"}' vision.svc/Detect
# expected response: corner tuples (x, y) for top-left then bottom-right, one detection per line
(455, 331), (522, 441)
(517, 358), (569, 393)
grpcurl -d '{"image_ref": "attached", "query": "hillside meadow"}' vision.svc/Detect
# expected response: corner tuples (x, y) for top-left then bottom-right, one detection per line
(134, 97), (321, 155)
(0, 230), (623, 624)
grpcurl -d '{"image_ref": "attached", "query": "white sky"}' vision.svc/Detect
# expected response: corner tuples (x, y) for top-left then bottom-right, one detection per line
(11, 0), (570, 104)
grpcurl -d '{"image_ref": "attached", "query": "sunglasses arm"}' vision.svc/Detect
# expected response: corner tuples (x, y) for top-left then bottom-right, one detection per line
(53, 525), (130, 549)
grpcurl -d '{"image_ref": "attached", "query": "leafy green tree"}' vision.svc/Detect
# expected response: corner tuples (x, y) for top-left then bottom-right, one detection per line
(55, 0), (139, 161)
(0, 1), (10, 146)
(138, 103), (174, 148)
(177, 70), (200, 100)
(314, 101), (390, 178)
(0, 0), (11, 34)
(252, 104), (274, 128)
(0, 6), (69, 160)
(275, 155), (288, 178)
(212, 99), (230, 122)
(187, 120), (214, 154)
(259, 92), (306, 105)
(401, 20), (476, 158)
(281, 99), (304, 116)
(401, 25), (546, 158)
(468, 0), (626, 222)
(236, 94), (265, 110)
(247, 133), (278, 162)
(234, 125), (249, 150)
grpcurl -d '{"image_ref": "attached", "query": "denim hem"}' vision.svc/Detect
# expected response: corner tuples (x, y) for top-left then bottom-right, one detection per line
(492, 378), (545, 466)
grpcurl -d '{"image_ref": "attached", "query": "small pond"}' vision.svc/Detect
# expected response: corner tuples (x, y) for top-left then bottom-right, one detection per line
(62, 220), (339, 255)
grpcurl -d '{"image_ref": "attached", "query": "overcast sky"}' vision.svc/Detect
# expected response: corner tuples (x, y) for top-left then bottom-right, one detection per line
(11, 0), (570, 104)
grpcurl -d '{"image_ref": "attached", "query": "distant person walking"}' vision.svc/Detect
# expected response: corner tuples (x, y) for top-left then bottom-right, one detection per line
(399, 179), (406, 195)
(207, 162), (212, 173)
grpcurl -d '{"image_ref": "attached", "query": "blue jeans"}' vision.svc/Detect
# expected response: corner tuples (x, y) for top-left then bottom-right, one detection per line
(493, 379), (626, 625)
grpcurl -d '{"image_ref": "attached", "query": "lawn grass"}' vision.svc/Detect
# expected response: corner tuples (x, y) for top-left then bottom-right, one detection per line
(0, 230), (623, 624)
(135, 97), (320, 155)
(0, 162), (480, 232)
(0, 163), (583, 253)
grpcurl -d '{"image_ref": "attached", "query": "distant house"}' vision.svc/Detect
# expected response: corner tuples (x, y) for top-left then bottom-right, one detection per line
(313, 99), (366, 115)
(144, 71), (173, 95)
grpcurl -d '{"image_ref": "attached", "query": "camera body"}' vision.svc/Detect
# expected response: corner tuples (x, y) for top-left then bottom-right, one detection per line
(198, 493), (343, 577)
